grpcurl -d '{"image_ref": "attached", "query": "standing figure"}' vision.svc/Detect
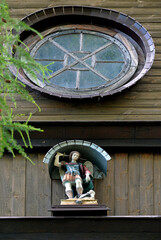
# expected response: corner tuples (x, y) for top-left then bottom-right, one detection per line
(54, 151), (93, 199)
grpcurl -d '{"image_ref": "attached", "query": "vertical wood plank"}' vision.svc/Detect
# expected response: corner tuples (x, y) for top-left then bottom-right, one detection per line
(94, 179), (103, 204)
(93, 163), (110, 205)
(128, 153), (140, 215)
(26, 153), (51, 216)
(114, 153), (128, 215)
(154, 153), (161, 215)
(11, 155), (26, 216)
(94, 155), (114, 208)
(0, 154), (12, 216)
(52, 180), (65, 205)
(37, 153), (51, 216)
(26, 154), (38, 216)
(140, 153), (154, 215)
(106, 154), (115, 215)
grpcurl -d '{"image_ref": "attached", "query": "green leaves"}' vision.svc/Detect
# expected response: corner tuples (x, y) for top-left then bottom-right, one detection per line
(0, 1), (48, 163)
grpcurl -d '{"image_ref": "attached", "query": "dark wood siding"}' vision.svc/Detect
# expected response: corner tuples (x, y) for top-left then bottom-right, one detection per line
(1, 151), (161, 216)
(51, 151), (161, 216)
(0, 154), (51, 216)
(2, 0), (161, 218)
(1, 216), (161, 240)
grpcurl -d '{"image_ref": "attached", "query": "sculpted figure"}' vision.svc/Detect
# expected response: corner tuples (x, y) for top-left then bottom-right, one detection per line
(54, 151), (94, 199)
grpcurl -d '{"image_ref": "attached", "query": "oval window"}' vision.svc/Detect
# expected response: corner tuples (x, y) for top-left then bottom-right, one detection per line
(10, 6), (155, 99)
(25, 28), (138, 97)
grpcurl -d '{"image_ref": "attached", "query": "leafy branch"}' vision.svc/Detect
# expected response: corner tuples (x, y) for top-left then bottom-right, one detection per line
(0, 0), (50, 164)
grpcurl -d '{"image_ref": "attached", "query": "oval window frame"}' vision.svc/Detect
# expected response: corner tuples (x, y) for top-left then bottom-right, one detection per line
(9, 6), (155, 99)
(24, 27), (138, 97)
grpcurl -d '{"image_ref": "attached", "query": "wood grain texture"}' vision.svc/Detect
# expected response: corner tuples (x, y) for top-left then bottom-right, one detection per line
(0, 151), (161, 216)
(37, 154), (51, 216)
(26, 154), (39, 216)
(4, 0), (161, 122)
(8, 7), (161, 19)
(26, 153), (51, 216)
(128, 153), (140, 215)
(1, 0), (161, 217)
(114, 153), (128, 215)
(106, 154), (115, 215)
(11, 155), (26, 216)
(154, 153), (161, 215)
(6, 1), (161, 9)
(140, 153), (154, 215)
(94, 180), (102, 204)
(12, 114), (161, 122)
(0, 155), (12, 216)
(51, 180), (65, 205)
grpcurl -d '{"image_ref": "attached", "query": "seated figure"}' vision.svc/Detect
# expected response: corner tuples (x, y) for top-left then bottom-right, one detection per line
(54, 151), (94, 199)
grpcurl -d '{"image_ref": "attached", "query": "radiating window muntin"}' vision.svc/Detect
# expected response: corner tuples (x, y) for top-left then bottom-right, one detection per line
(27, 29), (134, 92)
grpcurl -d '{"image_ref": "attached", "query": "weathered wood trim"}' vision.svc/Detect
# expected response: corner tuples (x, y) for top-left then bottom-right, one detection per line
(0, 216), (161, 240)
(14, 122), (161, 148)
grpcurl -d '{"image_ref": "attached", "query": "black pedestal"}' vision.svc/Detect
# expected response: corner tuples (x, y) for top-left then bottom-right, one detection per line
(49, 204), (110, 216)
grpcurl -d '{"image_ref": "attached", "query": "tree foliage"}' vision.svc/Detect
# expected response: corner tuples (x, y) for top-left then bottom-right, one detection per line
(0, 0), (50, 163)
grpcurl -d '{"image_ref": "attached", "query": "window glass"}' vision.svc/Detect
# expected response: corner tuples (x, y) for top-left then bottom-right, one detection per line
(54, 33), (80, 52)
(25, 28), (138, 96)
(50, 70), (76, 88)
(95, 63), (124, 80)
(79, 71), (106, 89)
(35, 42), (64, 60)
(82, 33), (110, 52)
(36, 60), (62, 77)
(96, 45), (124, 61)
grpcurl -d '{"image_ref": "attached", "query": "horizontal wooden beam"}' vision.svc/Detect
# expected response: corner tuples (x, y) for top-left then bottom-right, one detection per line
(14, 122), (161, 148)
(16, 138), (161, 148)
(0, 216), (161, 239)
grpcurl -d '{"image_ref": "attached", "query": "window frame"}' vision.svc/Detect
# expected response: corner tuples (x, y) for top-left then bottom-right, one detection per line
(9, 6), (155, 99)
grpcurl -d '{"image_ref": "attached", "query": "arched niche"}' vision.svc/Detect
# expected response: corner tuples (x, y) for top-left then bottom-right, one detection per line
(43, 140), (111, 179)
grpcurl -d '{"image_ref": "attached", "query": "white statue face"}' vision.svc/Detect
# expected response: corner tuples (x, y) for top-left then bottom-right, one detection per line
(71, 152), (79, 161)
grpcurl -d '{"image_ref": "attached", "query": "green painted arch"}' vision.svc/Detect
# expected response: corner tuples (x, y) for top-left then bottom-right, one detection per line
(43, 140), (111, 179)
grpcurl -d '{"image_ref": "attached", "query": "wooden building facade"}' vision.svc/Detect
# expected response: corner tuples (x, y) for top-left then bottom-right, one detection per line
(1, 149), (161, 216)
(1, 0), (161, 219)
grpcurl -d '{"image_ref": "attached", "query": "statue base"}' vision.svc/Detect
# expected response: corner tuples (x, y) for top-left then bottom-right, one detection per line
(49, 204), (110, 216)
(60, 198), (98, 205)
